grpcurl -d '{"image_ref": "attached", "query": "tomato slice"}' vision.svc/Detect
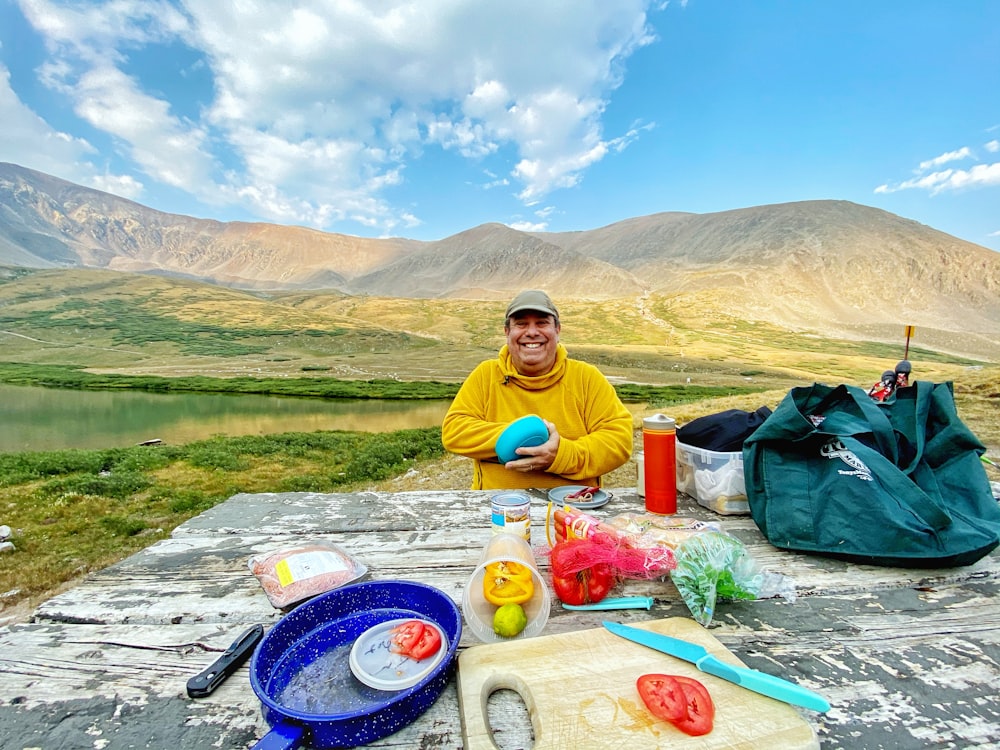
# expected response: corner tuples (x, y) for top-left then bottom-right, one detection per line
(389, 620), (425, 656)
(637, 673), (715, 736)
(671, 676), (714, 736)
(407, 622), (442, 661)
(636, 674), (688, 723)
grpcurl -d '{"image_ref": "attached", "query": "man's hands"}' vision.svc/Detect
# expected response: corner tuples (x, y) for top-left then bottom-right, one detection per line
(505, 419), (560, 473)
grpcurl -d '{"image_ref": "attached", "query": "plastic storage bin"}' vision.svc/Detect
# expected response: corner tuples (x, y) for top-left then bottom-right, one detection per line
(675, 441), (749, 515)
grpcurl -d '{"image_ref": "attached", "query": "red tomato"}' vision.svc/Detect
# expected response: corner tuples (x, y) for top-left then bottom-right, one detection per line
(671, 676), (714, 737)
(390, 620), (425, 654)
(549, 540), (616, 605)
(636, 673), (715, 737)
(407, 622), (442, 661)
(389, 620), (442, 661)
(636, 674), (687, 723)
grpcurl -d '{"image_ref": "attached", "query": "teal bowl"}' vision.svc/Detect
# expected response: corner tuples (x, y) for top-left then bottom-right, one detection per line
(495, 415), (548, 463)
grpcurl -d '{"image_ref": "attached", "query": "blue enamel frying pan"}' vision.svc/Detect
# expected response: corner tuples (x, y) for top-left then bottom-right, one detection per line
(249, 580), (462, 749)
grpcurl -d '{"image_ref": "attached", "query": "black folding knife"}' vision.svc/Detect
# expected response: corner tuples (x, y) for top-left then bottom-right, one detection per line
(186, 624), (264, 698)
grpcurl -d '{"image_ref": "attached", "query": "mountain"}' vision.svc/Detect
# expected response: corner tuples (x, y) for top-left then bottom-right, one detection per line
(2, 162), (999, 355)
(0, 163), (423, 290)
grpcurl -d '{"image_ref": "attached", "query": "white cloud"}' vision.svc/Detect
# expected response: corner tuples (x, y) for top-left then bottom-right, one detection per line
(876, 141), (1000, 195)
(0, 62), (145, 195)
(507, 220), (548, 231)
(12, 0), (659, 232)
(90, 172), (144, 199)
(917, 147), (972, 171)
(72, 65), (215, 191)
(876, 162), (1000, 195)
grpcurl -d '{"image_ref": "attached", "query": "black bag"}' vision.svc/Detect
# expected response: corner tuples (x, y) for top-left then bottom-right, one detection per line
(743, 381), (1000, 568)
(677, 407), (772, 452)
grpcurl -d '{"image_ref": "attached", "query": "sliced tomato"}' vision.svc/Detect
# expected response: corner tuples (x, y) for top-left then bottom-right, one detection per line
(671, 676), (714, 736)
(389, 620), (425, 655)
(636, 673), (688, 723)
(407, 622), (442, 661)
(389, 619), (443, 661)
(637, 673), (714, 736)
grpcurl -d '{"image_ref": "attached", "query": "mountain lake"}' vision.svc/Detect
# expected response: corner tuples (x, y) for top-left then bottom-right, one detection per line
(0, 384), (453, 453)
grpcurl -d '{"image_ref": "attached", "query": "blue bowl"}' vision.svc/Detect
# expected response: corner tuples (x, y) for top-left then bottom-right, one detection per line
(495, 415), (548, 463)
(250, 580), (461, 749)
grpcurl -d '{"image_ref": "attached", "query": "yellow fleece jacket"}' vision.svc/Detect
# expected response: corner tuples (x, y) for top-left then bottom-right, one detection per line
(441, 344), (634, 490)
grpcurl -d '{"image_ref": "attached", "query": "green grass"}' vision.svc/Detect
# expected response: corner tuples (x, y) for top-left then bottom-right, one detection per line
(0, 362), (461, 400)
(0, 361), (770, 404)
(0, 428), (446, 611)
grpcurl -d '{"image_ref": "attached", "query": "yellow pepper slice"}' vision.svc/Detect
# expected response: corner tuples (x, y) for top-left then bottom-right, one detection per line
(483, 560), (535, 605)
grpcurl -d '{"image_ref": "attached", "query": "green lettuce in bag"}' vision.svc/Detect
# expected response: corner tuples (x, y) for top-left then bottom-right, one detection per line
(670, 531), (794, 626)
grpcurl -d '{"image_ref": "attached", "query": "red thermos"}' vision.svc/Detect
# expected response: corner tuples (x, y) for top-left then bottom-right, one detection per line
(642, 414), (677, 514)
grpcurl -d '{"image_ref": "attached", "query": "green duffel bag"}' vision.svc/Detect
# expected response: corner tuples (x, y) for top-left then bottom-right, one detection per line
(743, 380), (1000, 568)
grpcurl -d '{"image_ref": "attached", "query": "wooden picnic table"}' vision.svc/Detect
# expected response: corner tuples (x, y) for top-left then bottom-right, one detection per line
(1, 487), (998, 749)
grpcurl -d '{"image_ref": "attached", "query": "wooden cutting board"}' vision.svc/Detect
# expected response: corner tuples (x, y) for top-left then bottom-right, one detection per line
(457, 617), (820, 749)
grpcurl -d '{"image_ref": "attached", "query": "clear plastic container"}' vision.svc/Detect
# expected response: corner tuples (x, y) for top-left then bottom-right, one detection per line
(461, 533), (550, 643)
(676, 441), (750, 515)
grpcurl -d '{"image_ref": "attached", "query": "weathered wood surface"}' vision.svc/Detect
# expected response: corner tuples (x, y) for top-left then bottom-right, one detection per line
(2, 488), (999, 749)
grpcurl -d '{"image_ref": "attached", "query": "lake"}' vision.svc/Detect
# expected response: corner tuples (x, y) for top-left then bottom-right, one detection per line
(0, 384), (452, 453)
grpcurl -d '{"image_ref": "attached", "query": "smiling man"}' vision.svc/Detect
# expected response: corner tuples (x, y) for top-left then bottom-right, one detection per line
(442, 290), (633, 490)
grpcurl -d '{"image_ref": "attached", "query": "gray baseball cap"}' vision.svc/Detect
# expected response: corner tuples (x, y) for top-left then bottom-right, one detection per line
(505, 290), (559, 321)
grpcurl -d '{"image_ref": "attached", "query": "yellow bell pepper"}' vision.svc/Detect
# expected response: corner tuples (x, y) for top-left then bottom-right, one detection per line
(483, 560), (535, 605)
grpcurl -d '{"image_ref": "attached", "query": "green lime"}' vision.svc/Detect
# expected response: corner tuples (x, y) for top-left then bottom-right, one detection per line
(493, 603), (529, 637)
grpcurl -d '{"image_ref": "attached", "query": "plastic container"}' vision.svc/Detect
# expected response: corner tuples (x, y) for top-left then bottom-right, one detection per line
(676, 440), (750, 515)
(642, 414), (677, 514)
(462, 533), (550, 643)
(495, 415), (548, 463)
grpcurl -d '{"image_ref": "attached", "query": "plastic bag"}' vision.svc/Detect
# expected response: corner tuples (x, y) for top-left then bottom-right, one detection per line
(249, 541), (367, 609)
(670, 531), (795, 626)
(545, 504), (676, 577)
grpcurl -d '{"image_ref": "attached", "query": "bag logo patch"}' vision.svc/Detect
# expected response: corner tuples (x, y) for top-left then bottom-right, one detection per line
(820, 439), (873, 481)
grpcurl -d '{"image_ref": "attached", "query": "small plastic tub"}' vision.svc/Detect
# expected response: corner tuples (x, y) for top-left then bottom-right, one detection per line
(461, 533), (550, 643)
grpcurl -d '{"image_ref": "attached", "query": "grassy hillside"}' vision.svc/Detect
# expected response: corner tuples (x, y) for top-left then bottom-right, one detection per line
(1, 268), (990, 392)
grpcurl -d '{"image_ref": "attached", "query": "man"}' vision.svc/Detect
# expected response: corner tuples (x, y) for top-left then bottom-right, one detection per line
(442, 290), (633, 490)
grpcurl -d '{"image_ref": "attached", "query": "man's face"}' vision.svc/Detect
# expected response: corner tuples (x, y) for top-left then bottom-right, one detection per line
(505, 311), (560, 376)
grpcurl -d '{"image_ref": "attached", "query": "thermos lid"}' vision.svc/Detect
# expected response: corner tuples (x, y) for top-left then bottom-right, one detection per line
(643, 413), (676, 431)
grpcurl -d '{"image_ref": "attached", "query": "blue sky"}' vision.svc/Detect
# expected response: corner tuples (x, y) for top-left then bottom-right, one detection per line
(1, 1), (998, 251)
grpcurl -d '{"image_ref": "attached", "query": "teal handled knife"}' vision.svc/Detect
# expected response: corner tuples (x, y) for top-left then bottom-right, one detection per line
(603, 621), (831, 713)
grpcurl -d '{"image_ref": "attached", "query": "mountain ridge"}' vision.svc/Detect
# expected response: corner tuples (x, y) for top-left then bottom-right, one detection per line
(2, 162), (999, 356)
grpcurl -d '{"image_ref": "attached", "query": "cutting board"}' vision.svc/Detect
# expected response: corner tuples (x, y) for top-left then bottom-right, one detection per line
(457, 617), (820, 749)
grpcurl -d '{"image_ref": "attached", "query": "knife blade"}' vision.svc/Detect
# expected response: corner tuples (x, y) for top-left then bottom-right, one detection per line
(603, 621), (830, 713)
(186, 624), (264, 698)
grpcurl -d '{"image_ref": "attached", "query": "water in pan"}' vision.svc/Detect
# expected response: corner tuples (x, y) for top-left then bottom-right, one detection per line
(276, 642), (389, 714)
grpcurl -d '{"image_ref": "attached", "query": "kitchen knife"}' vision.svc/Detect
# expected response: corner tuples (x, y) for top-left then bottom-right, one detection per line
(186, 624), (264, 698)
(603, 620), (830, 713)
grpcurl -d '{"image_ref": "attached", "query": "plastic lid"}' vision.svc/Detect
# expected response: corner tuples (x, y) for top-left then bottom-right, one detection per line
(349, 618), (448, 691)
(643, 413), (676, 431)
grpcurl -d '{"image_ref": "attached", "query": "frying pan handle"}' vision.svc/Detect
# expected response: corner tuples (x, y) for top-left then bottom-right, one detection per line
(251, 721), (307, 750)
